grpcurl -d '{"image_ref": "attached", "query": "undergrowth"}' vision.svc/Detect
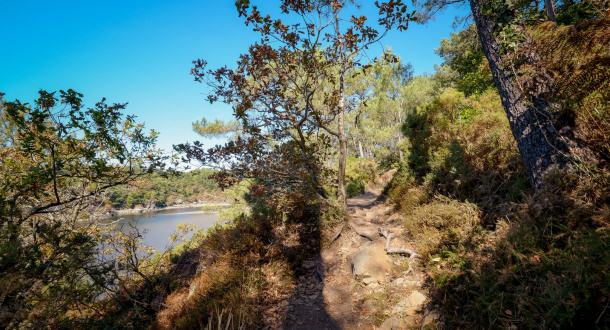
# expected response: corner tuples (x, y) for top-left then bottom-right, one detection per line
(386, 23), (610, 325)
(149, 200), (336, 329)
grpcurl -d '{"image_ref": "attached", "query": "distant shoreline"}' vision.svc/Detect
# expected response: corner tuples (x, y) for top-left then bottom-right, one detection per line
(98, 202), (231, 220)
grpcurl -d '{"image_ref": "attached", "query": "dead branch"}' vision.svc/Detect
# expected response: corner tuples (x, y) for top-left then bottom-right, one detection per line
(328, 224), (345, 245)
(386, 247), (421, 258)
(378, 228), (421, 275)
(378, 229), (421, 258)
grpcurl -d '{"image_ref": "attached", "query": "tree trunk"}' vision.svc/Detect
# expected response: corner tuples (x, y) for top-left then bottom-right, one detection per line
(338, 97), (348, 208)
(335, 11), (348, 208)
(544, 0), (557, 22)
(469, 0), (571, 188)
(358, 139), (365, 159)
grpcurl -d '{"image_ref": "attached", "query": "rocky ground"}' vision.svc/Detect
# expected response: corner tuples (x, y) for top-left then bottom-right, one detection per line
(276, 192), (440, 329)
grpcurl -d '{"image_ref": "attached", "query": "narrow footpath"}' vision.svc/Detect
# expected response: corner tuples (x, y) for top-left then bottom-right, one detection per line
(281, 192), (438, 329)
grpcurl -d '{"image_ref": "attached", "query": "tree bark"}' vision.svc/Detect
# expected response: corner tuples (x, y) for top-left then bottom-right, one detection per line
(469, 0), (571, 188)
(335, 11), (348, 208)
(338, 98), (348, 207)
(358, 139), (365, 159)
(544, 0), (557, 22)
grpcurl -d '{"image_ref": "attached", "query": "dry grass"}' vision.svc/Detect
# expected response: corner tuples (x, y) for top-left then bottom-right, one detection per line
(522, 13), (610, 165)
(385, 21), (610, 325)
(148, 202), (328, 329)
(388, 170), (610, 328)
(402, 195), (481, 259)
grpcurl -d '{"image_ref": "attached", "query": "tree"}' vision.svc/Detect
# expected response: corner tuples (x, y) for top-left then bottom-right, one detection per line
(0, 90), (165, 327)
(180, 0), (413, 209)
(435, 24), (495, 96)
(467, 0), (575, 188)
(413, 0), (588, 188)
(346, 50), (414, 164)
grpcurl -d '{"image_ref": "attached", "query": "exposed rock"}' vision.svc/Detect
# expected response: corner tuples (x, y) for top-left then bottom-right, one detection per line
(349, 219), (379, 241)
(380, 316), (407, 330)
(379, 315), (418, 330)
(391, 290), (427, 316)
(351, 239), (392, 285)
(421, 308), (440, 329)
(393, 277), (420, 289)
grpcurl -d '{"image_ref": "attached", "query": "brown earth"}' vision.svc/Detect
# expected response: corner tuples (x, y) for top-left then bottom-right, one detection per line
(279, 192), (434, 330)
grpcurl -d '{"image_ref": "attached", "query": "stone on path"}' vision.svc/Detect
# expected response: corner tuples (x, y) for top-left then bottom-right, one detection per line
(391, 290), (427, 316)
(351, 239), (392, 285)
(392, 277), (421, 290)
(421, 308), (440, 329)
(379, 315), (414, 330)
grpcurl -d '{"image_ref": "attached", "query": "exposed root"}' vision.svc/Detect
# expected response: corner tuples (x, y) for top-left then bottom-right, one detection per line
(328, 224), (344, 245)
(379, 229), (421, 275)
(348, 222), (379, 241)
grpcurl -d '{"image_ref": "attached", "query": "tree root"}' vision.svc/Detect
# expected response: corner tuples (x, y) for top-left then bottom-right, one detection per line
(328, 224), (344, 245)
(348, 222), (379, 241)
(379, 228), (421, 274)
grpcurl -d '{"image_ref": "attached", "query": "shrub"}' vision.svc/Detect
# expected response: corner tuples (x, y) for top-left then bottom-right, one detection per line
(346, 180), (365, 198)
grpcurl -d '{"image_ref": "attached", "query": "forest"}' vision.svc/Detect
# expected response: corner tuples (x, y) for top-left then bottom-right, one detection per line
(1, 0), (608, 329)
(104, 168), (222, 209)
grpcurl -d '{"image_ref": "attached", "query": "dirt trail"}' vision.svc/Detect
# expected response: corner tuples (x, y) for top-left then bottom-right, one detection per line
(281, 192), (429, 329)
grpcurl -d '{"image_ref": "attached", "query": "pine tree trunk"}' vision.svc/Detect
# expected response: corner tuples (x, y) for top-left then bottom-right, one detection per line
(544, 0), (557, 22)
(358, 139), (365, 159)
(469, 0), (571, 188)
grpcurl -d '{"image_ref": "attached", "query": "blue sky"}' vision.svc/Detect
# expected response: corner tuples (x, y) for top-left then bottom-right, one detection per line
(1, 0), (470, 154)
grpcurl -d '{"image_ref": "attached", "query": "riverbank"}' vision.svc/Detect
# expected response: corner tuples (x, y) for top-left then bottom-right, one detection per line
(97, 202), (232, 220)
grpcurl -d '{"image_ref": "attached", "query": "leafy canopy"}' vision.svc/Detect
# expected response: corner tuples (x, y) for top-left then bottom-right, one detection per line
(0, 90), (166, 327)
(179, 0), (414, 213)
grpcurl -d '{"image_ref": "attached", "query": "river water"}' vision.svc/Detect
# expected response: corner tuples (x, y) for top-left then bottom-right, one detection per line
(106, 207), (221, 252)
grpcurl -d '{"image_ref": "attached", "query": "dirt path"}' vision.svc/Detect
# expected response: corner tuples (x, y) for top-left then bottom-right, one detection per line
(281, 192), (430, 329)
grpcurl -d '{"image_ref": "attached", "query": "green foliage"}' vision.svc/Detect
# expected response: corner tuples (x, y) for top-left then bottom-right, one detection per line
(346, 50), (414, 165)
(343, 156), (386, 198)
(523, 15), (610, 164)
(192, 118), (241, 138)
(386, 14), (610, 328)
(556, 0), (609, 24)
(182, 1), (414, 209)
(396, 87), (528, 210)
(346, 180), (365, 198)
(0, 90), (166, 328)
(436, 24), (495, 96)
(105, 168), (221, 209)
(217, 179), (252, 220)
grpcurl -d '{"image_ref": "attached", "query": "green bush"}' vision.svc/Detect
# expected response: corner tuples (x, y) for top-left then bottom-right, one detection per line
(346, 180), (365, 198)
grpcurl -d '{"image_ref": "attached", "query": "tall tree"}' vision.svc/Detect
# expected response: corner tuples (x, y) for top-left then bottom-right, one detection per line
(413, 0), (585, 187)
(346, 50), (414, 164)
(181, 0), (413, 209)
(435, 24), (495, 96)
(467, 0), (573, 187)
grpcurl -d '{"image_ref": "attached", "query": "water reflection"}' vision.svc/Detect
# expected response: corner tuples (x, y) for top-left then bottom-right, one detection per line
(104, 207), (221, 252)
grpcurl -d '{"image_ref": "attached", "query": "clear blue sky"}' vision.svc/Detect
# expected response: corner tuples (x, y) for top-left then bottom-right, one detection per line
(1, 0), (470, 154)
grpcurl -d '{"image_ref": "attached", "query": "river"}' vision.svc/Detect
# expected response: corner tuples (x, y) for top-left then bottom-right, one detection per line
(105, 207), (222, 252)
